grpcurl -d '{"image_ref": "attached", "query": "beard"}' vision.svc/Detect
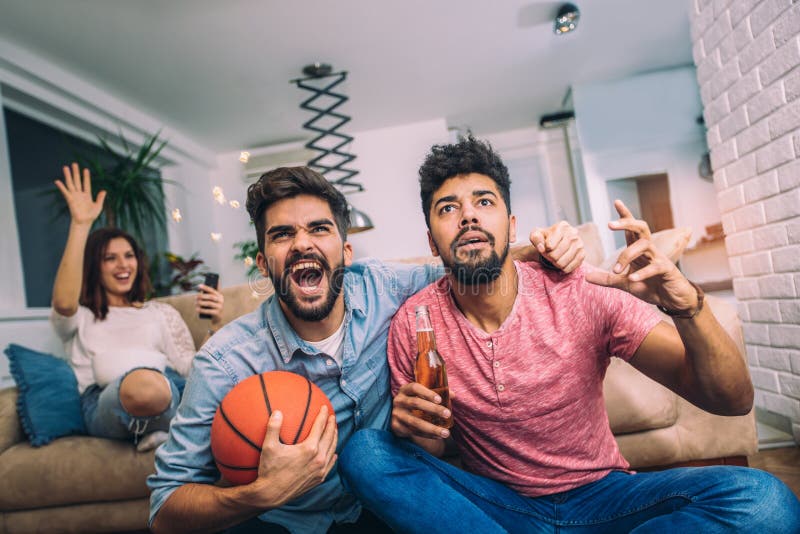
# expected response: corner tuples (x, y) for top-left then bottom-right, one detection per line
(270, 252), (346, 322)
(446, 226), (510, 286)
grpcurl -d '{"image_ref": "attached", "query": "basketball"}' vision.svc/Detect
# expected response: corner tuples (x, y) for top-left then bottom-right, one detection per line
(210, 371), (335, 485)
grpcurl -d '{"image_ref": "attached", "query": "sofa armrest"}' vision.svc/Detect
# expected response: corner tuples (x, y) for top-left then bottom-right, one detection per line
(0, 387), (24, 453)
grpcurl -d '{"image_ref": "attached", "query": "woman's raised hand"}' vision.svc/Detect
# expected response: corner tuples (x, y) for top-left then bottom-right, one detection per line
(54, 163), (106, 225)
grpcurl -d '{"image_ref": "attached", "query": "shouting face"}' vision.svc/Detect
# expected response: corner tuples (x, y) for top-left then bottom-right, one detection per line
(427, 173), (516, 286)
(256, 194), (353, 322)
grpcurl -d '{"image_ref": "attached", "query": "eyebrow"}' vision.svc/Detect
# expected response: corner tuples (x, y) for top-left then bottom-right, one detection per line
(433, 189), (498, 209)
(266, 218), (335, 236)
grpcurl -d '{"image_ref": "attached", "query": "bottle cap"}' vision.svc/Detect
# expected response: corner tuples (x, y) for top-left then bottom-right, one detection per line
(415, 305), (429, 315)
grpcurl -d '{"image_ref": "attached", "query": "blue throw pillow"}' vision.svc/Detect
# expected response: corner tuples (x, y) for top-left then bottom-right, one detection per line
(4, 344), (86, 446)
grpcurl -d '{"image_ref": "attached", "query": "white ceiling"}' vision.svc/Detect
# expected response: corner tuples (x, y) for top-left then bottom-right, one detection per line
(0, 0), (694, 152)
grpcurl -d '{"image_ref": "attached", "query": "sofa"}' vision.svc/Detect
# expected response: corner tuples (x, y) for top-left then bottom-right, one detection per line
(0, 228), (757, 533)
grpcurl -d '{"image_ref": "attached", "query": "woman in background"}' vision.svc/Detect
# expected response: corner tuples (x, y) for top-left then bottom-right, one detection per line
(50, 163), (224, 451)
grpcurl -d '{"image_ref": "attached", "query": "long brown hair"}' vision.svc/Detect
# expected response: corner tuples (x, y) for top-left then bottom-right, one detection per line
(80, 228), (152, 319)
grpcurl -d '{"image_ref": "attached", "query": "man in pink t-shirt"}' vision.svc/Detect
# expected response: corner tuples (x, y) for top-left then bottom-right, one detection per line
(339, 136), (800, 533)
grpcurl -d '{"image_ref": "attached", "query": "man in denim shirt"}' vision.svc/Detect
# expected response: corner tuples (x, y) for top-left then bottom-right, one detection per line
(149, 166), (585, 533)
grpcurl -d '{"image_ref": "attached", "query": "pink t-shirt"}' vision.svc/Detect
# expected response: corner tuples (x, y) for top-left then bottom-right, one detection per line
(387, 261), (662, 497)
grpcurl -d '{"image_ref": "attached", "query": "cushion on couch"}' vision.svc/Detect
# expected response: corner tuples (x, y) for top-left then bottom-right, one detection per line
(603, 358), (678, 434)
(4, 344), (86, 446)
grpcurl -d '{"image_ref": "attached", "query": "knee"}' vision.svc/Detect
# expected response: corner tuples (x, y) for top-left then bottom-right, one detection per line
(119, 369), (172, 416)
(726, 468), (800, 530)
(339, 429), (396, 481)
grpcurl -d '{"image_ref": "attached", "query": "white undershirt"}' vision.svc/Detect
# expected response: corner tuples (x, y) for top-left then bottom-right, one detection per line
(305, 318), (346, 367)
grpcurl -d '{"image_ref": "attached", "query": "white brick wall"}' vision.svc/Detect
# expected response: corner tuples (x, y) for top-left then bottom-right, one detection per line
(691, 0), (800, 437)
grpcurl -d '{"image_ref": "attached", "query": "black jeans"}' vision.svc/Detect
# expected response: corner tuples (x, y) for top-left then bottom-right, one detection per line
(226, 508), (392, 534)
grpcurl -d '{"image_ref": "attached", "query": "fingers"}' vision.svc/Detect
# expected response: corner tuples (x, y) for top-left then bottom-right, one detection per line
(71, 162), (81, 191)
(612, 238), (652, 274)
(262, 410), (284, 448)
(392, 383), (451, 440)
(303, 405), (330, 444)
(82, 167), (91, 194)
(54, 180), (69, 197)
(614, 199), (634, 219)
(529, 228), (546, 254)
(95, 190), (107, 207)
(584, 269), (628, 290)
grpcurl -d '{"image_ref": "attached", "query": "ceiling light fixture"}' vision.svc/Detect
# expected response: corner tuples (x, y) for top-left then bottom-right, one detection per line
(292, 63), (374, 234)
(554, 3), (580, 35)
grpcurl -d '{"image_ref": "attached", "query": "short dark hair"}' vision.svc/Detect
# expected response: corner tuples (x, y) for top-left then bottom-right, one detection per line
(418, 135), (511, 227)
(80, 228), (152, 320)
(246, 166), (350, 253)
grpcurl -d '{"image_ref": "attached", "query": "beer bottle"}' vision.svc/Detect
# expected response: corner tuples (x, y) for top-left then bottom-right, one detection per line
(413, 305), (453, 429)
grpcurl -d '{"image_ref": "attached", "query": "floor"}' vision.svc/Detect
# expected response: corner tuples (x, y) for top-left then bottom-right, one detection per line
(750, 422), (800, 498)
(748, 445), (800, 498)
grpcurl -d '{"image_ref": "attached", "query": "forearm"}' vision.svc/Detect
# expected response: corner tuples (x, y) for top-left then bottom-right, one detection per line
(52, 222), (92, 314)
(151, 482), (275, 534)
(509, 244), (541, 264)
(674, 306), (754, 415)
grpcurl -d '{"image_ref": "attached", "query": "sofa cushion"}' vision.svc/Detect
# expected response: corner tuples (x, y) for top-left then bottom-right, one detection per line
(158, 283), (272, 349)
(603, 358), (678, 434)
(4, 344), (86, 446)
(0, 436), (155, 510)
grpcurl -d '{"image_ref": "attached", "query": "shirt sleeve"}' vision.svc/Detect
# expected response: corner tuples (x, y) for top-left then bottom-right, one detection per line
(50, 307), (80, 342)
(147, 349), (230, 526)
(387, 304), (418, 397)
(580, 266), (662, 361)
(153, 302), (197, 377)
(381, 261), (444, 301)
(50, 307), (94, 392)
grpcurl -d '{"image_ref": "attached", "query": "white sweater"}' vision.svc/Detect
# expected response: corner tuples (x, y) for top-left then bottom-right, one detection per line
(50, 301), (196, 394)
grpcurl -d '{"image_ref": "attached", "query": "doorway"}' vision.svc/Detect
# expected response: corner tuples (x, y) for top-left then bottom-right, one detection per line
(606, 173), (673, 248)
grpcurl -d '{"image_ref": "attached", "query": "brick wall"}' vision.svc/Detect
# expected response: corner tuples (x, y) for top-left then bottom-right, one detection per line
(689, 0), (800, 441)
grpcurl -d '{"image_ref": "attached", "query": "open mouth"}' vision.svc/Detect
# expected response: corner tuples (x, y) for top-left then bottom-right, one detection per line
(289, 260), (325, 291)
(113, 272), (132, 282)
(455, 232), (491, 250)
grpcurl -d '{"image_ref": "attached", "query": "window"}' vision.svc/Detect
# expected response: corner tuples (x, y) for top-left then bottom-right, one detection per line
(4, 107), (168, 307)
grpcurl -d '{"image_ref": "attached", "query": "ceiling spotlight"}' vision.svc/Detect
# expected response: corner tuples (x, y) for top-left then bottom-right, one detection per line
(554, 3), (580, 35)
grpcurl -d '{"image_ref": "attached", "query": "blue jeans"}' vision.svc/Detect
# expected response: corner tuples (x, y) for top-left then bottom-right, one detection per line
(339, 429), (800, 534)
(80, 367), (181, 443)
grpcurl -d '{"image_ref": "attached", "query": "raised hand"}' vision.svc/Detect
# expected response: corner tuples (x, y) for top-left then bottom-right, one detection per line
(584, 200), (699, 313)
(391, 382), (451, 441)
(54, 162), (106, 226)
(249, 406), (338, 508)
(530, 220), (585, 273)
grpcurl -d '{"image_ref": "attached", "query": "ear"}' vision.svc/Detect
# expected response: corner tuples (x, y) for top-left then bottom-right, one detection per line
(427, 230), (440, 257)
(343, 241), (354, 267)
(509, 214), (517, 245)
(255, 252), (270, 277)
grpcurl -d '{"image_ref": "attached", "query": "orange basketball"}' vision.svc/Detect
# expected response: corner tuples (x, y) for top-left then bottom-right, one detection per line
(210, 371), (335, 485)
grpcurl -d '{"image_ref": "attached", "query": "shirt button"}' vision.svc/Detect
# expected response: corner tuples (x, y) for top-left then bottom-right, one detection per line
(493, 361), (500, 368)
(497, 384), (505, 392)
(487, 341), (493, 348)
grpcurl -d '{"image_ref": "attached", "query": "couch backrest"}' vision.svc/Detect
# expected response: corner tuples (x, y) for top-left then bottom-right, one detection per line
(157, 282), (274, 349)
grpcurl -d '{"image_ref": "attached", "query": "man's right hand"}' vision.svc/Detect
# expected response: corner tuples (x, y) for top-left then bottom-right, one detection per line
(391, 382), (452, 441)
(54, 163), (106, 226)
(244, 405), (338, 509)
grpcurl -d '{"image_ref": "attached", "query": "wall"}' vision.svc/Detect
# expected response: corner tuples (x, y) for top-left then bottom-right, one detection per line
(572, 66), (721, 256)
(689, 0), (800, 441)
(0, 39), (219, 387)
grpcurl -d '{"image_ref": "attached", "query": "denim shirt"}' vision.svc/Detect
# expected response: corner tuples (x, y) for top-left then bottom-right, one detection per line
(148, 259), (441, 534)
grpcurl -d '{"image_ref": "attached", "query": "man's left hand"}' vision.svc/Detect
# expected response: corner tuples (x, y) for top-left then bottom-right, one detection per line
(584, 200), (699, 314)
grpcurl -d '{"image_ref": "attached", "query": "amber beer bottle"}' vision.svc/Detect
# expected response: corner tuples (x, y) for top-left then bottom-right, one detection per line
(413, 305), (453, 429)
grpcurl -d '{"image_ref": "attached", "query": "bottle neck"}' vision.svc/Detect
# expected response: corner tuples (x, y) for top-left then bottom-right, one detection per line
(416, 312), (438, 352)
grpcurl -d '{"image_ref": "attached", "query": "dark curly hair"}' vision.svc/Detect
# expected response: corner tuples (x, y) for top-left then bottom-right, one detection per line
(418, 135), (511, 228)
(246, 166), (350, 253)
